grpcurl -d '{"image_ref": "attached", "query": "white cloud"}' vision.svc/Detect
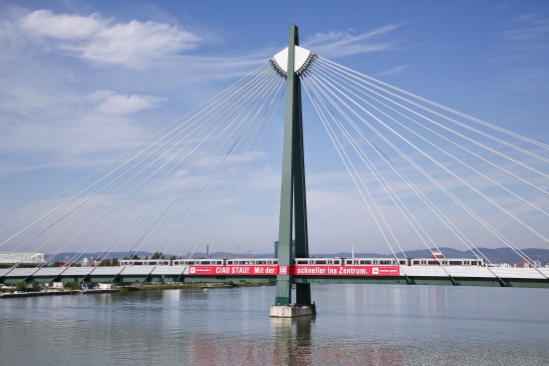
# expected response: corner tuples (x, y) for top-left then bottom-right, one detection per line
(303, 24), (403, 58)
(376, 64), (409, 77)
(89, 90), (166, 115)
(19, 10), (201, 69)
(21, 9), (107, 40)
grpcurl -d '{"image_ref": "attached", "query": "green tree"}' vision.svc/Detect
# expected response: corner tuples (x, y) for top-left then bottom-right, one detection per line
(151, 252), (165, 260)
(112, 258), (119, 266)
(123, 254), (140, 260)
(64, 282), (79, 290)
(169, 255), (177, 261)
(99, 258), (112, 267)
(31, 282), (40, 291)
(15, 282), (28, 292)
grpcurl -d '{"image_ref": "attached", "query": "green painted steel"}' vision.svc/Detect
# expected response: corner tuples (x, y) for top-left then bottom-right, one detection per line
(275, 24), (312, 307)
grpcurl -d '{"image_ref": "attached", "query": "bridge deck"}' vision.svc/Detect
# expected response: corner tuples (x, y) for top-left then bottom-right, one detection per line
(2, 266), (548, 288)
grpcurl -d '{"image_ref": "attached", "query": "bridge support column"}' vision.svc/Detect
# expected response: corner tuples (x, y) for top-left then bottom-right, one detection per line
(271, 24), (315, 318)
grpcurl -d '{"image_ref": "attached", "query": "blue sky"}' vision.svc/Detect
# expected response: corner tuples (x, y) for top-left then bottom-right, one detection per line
(0, 1), (548, 256)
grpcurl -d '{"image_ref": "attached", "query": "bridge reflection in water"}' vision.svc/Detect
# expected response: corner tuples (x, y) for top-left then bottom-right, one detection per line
(185, 315), (403, 365)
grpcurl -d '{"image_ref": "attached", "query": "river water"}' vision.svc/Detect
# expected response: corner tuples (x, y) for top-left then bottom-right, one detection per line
(1, 284), (548, 365)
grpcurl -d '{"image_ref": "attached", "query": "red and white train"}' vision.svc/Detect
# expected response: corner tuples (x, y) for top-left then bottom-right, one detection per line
(118, 257), (485, 277)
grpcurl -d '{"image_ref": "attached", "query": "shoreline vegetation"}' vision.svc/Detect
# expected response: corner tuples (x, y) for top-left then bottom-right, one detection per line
(0, 281), (275, 297)
(118, 282), (274, 291)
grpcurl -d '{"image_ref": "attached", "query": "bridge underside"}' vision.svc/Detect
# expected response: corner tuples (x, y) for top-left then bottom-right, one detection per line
(2, 273), (548, 289)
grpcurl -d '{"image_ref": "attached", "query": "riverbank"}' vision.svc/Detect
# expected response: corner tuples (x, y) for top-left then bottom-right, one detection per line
(0, 290), (81, 298)
(0, 281), (273, 298)
(118, 282), (273, 291)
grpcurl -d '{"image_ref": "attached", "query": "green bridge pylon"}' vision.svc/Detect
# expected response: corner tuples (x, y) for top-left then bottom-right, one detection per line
(274, 24), (312, 309)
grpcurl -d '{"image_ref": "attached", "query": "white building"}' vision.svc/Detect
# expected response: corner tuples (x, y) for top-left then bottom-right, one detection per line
(0, 252), (45, 265)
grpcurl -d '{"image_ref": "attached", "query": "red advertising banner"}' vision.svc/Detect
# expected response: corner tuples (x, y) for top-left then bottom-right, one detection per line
(293, 265), (400, 276)
(186, 265), (400, 277)
(188, 266), (279, 276)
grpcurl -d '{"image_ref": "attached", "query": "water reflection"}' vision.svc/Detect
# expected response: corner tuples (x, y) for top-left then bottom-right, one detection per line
(271, 316), (315, 364)
(269, 315), (404, 365)
(1, 285), (548, 365)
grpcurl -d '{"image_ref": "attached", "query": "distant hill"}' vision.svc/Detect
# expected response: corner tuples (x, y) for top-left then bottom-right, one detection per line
(46, 247), (549, 266)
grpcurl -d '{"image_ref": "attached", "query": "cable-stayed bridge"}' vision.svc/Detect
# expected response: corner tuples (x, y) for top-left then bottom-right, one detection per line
(2, 26), (549, 314)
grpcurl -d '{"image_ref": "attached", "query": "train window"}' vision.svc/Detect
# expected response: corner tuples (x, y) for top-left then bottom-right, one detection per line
(346, 260), (353, 264)
(227, 261), (233, 265)
(327, 260), (332, 265)
(373, 260), (378, 264)
(380, 260), (391, 265)
(413, 261), (420, 265)
(428, 261), (439, 265)
(449, 261), (462, 265)
(217, 261), (223, 265)
(334, 260), (340, 264)
(297, 260), (309, 264)
(399, 260), (406, 265)
(360, 260), (371, 265)
(315, 260), (327, 264)
(135, 262), (143, 265)
(188, 261), (195, 265)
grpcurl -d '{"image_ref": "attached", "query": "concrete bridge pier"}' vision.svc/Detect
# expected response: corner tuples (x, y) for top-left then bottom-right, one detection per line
(270, 302), (316, 318)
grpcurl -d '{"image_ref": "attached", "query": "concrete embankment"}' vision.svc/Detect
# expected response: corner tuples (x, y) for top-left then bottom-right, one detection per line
(0, 282), (271, 298)
(82, 289), (120, 294)
(0, 289), (121, 298)
(0, 290), (81, 298)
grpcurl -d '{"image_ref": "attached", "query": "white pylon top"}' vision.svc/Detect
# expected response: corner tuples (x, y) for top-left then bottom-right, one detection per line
(272, 46), (314, 76)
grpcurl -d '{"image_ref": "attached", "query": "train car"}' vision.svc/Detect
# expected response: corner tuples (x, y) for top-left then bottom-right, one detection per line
(119, 259), (171, 266)
(344, 258), (407, 266)
(409, 258), (485, 266)
(295, 258), (341, 265)
(172, 259), (224, 266)
(226, 258), (277, 265)
(173, 258), (279, 276)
